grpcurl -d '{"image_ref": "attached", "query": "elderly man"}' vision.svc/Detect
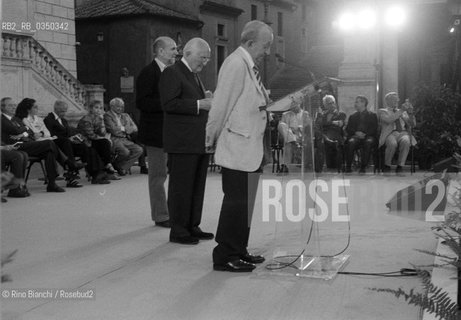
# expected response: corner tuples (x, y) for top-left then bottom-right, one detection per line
(319, 95), (346, 171)
(378, 92), (417, 175)
(206, 20), (273, 272)
(277, 100), (312, 172)
(159, 38), (213, 245)
(344, 95), (378, 174)
(104, 97), (143, 176)
(136, 36), (178, 228)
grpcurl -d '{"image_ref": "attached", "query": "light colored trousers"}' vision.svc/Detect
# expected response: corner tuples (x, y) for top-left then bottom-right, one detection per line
(146, 146), (169, 223)
(384, 131), (411, 167)
(112, 138), (143, 171)
(278, 122), (312, 167)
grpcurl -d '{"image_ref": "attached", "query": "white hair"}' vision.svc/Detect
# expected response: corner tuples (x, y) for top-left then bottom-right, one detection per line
(322, 95), (336, 104)
(183, 38), (210, 56)
(109, 97), (124, 108)
(240, 20), (272, 44)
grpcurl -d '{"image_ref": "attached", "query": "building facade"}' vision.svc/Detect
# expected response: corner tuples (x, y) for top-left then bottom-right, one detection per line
(75, 0), (310, 116)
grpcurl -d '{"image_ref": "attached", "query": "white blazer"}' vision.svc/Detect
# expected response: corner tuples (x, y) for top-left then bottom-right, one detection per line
(206, 47), (268, 172)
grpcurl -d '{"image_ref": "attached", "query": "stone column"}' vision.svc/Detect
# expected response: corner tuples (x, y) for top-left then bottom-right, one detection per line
(337, 34), (378, 116)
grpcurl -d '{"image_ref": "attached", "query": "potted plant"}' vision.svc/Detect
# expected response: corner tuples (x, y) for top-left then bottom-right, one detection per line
(412, 85), (461, 170)
(371, 153), (461, 319)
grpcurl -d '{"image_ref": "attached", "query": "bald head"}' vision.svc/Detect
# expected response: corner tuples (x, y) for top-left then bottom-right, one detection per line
(183, 38), (211, 73)
(240, 20), (273, 65)
(153, 36), (178, 66)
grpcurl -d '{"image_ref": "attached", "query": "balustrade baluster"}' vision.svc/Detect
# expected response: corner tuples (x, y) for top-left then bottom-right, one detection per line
(17, 38), (23, 59)
(4, 37), (11, 58)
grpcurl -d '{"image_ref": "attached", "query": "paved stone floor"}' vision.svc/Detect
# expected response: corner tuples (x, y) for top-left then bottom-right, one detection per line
(1, 167), (439, 320)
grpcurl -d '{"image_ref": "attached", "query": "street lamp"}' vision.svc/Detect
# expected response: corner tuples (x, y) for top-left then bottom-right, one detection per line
(333, 5), (407, 109)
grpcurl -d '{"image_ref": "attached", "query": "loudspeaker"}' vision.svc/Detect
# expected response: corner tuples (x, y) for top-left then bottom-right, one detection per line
(433, 157), (458, 173)
(385, 172), (448, 213)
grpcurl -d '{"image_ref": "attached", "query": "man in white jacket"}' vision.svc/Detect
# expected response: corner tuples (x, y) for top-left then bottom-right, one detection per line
(206, 20), (273, 272)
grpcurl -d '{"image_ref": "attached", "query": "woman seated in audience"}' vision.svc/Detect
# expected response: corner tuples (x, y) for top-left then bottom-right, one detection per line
(77, 100), (120, 180)
(15, 98), (84, 187)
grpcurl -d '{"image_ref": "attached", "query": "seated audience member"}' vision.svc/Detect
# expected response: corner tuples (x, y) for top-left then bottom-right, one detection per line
(277, 100), (313, 173)
(16, 98), (84, 187)
(1, 97), (65, 192)
(344, 95), (378, 174)
(378, 92), (417, 175)
(1, 143), (29, 197)
(318, 95), (346, 171)
(77, 100), (120, 180)
(45, 100), (109, 185)
(104, 98), (143, 176)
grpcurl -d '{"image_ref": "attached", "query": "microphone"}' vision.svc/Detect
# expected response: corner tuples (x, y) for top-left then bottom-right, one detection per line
(274, 54), (316, 82)
(275, 53), (285, 63)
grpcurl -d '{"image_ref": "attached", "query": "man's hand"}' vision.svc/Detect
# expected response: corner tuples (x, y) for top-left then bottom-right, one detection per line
(205, 90), (213, 99)
(401, 99), (414, 115)
(2, 145), (14, 151)
(9, 134), (24, 141)
(332, 120), (344, 127)
(199, 98), (212, 111)
(205, 145), (215, 154)
(355, 131), (366, 139)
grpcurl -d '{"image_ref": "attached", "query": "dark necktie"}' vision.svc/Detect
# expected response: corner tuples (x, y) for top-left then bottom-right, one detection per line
(253, 66), (263, 90)
(394, 111), (403, 132)
(193, 73), (205, 95)
(253, 66), (268, 111)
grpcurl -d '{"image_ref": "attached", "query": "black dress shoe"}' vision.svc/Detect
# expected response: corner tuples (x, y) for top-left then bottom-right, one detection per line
(170, 235), (199, 245)
(22, 186), (30, 197)
(155, 220), (171, 228)
(46, 184), (66, 193)
(241, 253), (265, 264)
(191, 231), (214, 240)
(1, 197), (7, 203)
(7, 187), (28, 198)
(213, 259), (256, 272)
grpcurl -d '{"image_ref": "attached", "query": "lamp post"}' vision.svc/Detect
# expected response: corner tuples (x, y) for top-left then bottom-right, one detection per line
(334, 4), (406, 109)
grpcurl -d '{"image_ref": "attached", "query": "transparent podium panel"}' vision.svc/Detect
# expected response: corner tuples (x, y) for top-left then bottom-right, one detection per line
(257, 105), (350, 280)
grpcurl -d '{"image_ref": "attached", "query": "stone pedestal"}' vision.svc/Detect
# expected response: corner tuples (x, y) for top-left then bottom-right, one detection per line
(84, 84), (106, 107)
(337, 27), (399, 116)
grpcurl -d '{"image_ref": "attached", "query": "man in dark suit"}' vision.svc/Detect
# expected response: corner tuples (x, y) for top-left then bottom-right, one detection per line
(159, 38), (213, 245)
(318, 95), (347, 171)
(136, 36), (177, 228)
(44, 100), (103, 183)
(344, 95), (378, 174)
(1, 97), (65, 192)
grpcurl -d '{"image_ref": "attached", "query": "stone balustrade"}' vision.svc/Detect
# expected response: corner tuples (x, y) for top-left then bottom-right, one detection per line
(1, 32), (86, 108)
